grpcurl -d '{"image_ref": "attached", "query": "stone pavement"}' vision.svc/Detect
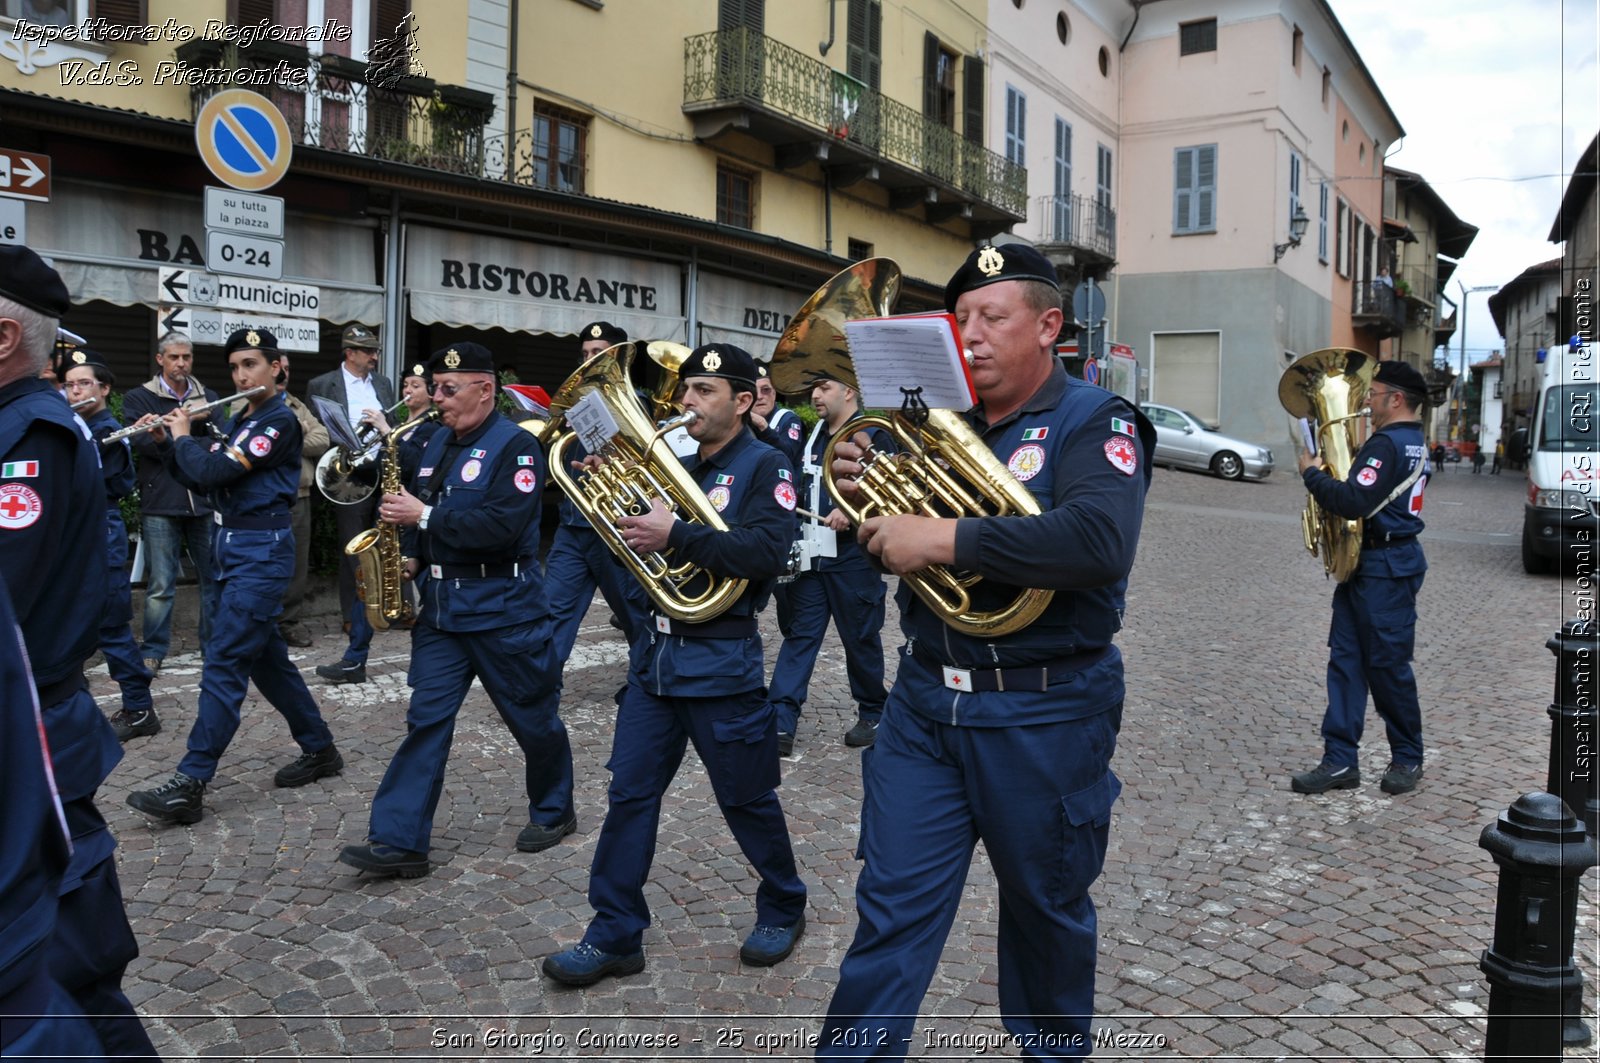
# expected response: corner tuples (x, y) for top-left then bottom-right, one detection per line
(85, 462), (1595, 1061)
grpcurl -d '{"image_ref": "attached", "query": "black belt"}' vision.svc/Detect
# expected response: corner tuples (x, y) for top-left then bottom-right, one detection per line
(1363, 532), (1417, 550)
(214, 513), (291, 530)
(429, 559), (531, 579)
(911, 642), (1107, 692)
(36, 669), (86, 707)
(652, 613), (759, 639)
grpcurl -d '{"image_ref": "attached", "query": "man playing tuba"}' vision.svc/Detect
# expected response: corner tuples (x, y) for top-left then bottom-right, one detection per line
(818, 245), (1154, 1060)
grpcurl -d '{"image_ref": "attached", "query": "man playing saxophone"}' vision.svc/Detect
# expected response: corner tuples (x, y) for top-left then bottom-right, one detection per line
(817, 245), (1154, 1061)
(542, 343), (806, 986)
(338, 342), (574, 878)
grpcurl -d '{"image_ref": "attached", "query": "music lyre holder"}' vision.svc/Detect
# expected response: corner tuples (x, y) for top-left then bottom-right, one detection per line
(898, 387), (929, 428)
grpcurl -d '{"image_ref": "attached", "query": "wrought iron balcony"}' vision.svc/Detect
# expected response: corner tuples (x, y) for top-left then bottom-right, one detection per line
(176, 39), (494, 176)
(683, 28), (1026, 224)
(1033, 193), (1116, 264)
(1353, 279), (1406, 338)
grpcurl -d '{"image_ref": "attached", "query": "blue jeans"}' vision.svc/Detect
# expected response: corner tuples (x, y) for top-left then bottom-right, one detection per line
(139, 513), (218, 661)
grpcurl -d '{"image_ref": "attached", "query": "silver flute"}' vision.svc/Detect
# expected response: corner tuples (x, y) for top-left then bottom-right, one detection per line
(101, 386), (268, 443)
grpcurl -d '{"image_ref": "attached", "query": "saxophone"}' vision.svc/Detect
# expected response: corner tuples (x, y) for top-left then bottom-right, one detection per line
(345, 408), (440, 630)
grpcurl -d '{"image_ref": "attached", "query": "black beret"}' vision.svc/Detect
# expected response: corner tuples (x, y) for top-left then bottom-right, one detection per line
(680, 343), (757, 389)
(224, 328), (280, 355)
(427, 342), (495, 375)
(943, 243), (1061, 312)
(341, 324), (380, 350)
(1374, 360), (1428, 398)
(579, 321), (628, 347)
(0, 246), (70, 318)
(65, 347), (109, 371)
(403, 361), (429, 380)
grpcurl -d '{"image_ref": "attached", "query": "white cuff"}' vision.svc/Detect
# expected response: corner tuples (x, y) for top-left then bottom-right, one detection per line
(420, 504), (434, 530)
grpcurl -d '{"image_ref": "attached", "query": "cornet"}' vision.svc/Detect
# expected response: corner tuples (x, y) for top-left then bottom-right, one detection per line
(101, 387), (268, 443)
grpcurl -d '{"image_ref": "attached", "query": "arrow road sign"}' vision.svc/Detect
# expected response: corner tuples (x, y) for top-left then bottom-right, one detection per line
(0, 149), (51, 203)
(156, 268), (318, 316)
(160, 306), (321, 353)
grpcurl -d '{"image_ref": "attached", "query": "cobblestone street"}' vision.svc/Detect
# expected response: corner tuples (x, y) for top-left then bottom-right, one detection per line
(91, 461), (1596, 1061)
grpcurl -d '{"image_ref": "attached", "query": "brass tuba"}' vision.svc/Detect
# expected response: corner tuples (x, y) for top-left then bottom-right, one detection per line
(1278, 347), (1378, 582)
(768, 259), (1054, 638)
(543, 342), (747, 622)
(346, 407), (441, 629)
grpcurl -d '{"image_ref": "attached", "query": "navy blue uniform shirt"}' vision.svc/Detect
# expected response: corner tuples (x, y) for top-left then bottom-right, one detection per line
(757, 406), (806, 466)
(163, 392), (302, 526)
(84, 408), (135, 506)
(636, 426), (796, 695)
(1303, 419), (1428, 579)
(410, 410), (549, 632)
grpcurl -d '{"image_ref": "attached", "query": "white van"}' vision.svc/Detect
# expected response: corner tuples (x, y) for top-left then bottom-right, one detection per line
(1520, 340), (1599, 573)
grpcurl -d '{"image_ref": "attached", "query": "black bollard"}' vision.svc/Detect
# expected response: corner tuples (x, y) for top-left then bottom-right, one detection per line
(1479, 792), (1597, 1059)
(1546, 620), (1599, 838)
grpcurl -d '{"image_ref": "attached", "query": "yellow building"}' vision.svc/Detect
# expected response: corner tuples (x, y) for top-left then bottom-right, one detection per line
(0, 0), (1023, 390)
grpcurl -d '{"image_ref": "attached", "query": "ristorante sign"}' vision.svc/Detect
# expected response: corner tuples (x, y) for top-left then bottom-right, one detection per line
(407, 226), (684, 340)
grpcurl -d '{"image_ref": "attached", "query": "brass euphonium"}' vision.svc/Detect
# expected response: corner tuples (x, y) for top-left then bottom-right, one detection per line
(543, 342), (747, 622)
(768, 258), (1054, 638)
(1278, 347), (1378, 582)
(346, 407), (440, 629)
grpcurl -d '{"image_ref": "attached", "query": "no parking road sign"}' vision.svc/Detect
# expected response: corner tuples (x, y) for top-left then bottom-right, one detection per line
(195, 90), (293, 192)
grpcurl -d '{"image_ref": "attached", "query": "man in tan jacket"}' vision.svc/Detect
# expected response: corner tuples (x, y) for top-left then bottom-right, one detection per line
(277, 352), (330, 647)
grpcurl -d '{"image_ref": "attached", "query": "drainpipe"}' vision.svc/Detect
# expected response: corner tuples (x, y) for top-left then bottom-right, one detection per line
(824, 168), (833, 255)
(505, 0), (518, 181)
(820, 0), (836, 56)
(383, 196), (405, 381)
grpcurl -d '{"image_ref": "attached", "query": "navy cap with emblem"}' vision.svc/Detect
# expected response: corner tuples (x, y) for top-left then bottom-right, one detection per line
(680, 343), (758, 391)
(426, 342), (495, 376)
(341, 324), (380, 350)
(943, 243), (1061, 312)
(1373, 360), (1428, 399)
(0, 245), (71, 319)
(66, 347), (109, 371)
(579, 321), (628, 347)
(224, 328), (279, 355)
(403, 361), (428, 380)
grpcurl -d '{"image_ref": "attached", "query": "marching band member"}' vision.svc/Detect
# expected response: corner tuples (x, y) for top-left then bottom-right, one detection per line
(752, 362), (805, 464)
(765, 372), (890, 755)
(0, 245), (157, 1058)
(338, 342), (574, 878)
(542, 343), (806, 987)
(62, 351), (158, 740)
(817, 245), (1154, 1061)
(544, 322), (651, 663)
(126, 328), (341, 826)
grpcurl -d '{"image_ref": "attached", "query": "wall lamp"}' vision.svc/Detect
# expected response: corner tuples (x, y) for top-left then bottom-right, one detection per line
(1273, 204), (1311, 263)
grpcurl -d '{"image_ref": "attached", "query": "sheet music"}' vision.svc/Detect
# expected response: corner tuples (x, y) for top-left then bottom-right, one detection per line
(568, 390), (621, 454)
(843, 314), (977, 411)
(1297, 417), (1317, 456)
(312, 396), (361, 452)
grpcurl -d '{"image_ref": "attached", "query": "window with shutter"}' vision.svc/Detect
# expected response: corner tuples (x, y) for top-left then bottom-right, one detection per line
(1179, 19), (1217, 55)
(90, 0), (146, 30)
(1173, 145), (1216, 234)
(372, 0), (409, 67)
(1288, 150), (1301, 231)
(718, 0), (763, 33)
(228, 0), (277, 25)
(1095, 144), (1113, 233)
(1004, 86), (1025, 167)
(963, 56), (984, 144)
(1318, 183), (1329, 262)
(1335, 199), (1349, 276)
(846, 0), (880, 92)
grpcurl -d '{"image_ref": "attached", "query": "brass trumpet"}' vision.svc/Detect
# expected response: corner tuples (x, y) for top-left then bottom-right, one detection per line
(101, 386), (268, 443)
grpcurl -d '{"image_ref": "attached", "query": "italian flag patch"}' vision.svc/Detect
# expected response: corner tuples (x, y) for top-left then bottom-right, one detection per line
(1021, 427), (1048, 441)
(715, 473), (735, 485)
(517, 455), (537, 466)
(1110, 417), (1136, 436)
(1, 460), (38, 478)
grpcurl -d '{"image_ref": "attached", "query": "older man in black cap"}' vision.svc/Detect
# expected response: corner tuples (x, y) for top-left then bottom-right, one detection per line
(0, 245), (158, 1058)
(818, 243), (1153, 1060)
(543, 342), (806, 987)
(126, 328), (341, 826)
(338, 341), (574, 878)
(1292, 359), (1431, 797)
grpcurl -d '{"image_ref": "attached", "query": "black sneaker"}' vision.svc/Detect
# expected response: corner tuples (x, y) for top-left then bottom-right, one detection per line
(127, 772), (205, 825)
(516, 816), (577, 853)
(110, 707), (162, 741)
(844, 718), (879, 748)
(1290, 760), (1361, 794)
(542, 943), (646, 987)
(274, 745), (344, 788)
(777, 732), (795, 757)
(1380, 762), (1423, 795)
(314, 659), (366, 684)
(339, 842), (430, 878)
(740, 914), (806, 967)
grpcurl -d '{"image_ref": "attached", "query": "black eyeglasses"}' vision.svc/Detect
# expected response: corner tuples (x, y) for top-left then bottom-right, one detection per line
(431, 381), (486, 398)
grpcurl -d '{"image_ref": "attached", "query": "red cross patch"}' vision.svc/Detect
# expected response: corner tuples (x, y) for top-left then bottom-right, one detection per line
(0, 483), (43, 530)
(248, 435), (273, 457)
(774, 481), (797, 510)
(1104, 436), (1138, 476)
(514, 468), (537, 494)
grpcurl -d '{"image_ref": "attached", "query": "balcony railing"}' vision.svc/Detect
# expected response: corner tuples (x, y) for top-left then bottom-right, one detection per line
(1353, 279), (1406, 336)
(177, 39), (494, 176)
(683, 28), (1027, 219)
(1396, 264), (1436, 307)
(1034, 193), (1117, 261)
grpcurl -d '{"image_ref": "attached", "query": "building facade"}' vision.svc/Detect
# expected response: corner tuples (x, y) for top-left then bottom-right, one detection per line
(1487, 258), (1564, 447)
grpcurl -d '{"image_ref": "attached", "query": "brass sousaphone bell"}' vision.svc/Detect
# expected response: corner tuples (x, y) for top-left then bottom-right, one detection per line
(768, 258), (1055, 638)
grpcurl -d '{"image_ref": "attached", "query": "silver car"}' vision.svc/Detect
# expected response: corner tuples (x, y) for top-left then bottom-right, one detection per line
(1139, 403), (1274, 480)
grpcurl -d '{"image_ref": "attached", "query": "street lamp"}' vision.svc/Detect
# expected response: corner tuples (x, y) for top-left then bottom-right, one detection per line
(1456, 280), (1498, 441)
(1273, 204), (1311, 263)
